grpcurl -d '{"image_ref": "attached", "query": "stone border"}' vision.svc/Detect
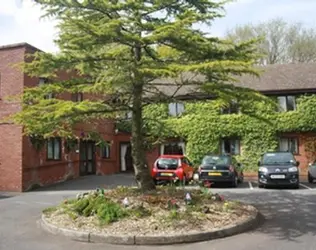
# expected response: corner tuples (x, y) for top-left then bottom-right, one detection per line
(40, 207), (261, 245)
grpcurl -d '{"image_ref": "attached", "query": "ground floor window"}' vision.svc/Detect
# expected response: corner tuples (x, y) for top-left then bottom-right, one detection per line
(279, 137), (299, 154)
(221, 138), (240, 155)
(101, 142), (111, 159)
(160, 142), (185, 155)
(47, 137), (61, 160)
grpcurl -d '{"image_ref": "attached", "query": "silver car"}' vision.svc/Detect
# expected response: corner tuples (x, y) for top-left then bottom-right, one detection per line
(308, 162), (316, 183)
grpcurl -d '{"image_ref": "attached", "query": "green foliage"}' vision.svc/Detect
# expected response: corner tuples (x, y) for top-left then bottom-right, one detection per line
(64, 138), (78, 153)
(64, 195), (128, 224)
(42, 206), (57, 215)
(96, 201), (127, 224)
(73, 198), (90, 214)
(29, 134), (45, 152)
(134, 95), (316, 170)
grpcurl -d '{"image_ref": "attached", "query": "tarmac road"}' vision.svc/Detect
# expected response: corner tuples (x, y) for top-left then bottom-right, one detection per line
(1, 174), (316, 250)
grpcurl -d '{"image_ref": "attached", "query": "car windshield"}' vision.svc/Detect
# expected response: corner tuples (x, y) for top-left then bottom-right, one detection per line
(202, 155), (231, 165)
(156, 158), (179, 170)
(262, 152), (295, 165)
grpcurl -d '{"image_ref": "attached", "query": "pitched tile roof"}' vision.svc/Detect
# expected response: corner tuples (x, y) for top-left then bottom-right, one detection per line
(150, 63), (316, 99)
(236, 63), (316, 92)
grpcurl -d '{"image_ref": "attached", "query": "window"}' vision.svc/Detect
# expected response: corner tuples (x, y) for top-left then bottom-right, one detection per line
(39, 77), (49, 86)
(47, 138), (61, 160)
(168, 102), (185, 116)
(71, 93), (83, 102)
(44, 93), (55, 99)
(221, 138), (240, 155)
(221, 101), (239, 114)
(39, 77), (55, 99)
(279, 137), (299, 154)
(277, 96), (296, 112)
(126, 111), (132, 119)
(161, 142), (185, 155)
(101, 143), (111, 159)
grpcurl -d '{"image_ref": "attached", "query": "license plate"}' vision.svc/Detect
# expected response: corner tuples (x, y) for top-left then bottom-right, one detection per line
(160, 173), (173, 177)
(208, 172), (222, 176)
(270, 175), (285, 179)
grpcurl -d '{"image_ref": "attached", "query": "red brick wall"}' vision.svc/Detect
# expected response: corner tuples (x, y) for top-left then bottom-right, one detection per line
(0, 46), (26, 191)
(286, 132), (316, 175)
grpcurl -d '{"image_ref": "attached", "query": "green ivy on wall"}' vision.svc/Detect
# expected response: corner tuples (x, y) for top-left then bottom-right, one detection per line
(116, 95), (316, 171)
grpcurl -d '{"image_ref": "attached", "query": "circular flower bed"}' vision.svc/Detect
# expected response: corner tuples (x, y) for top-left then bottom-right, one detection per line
(43, 186), (256, 236)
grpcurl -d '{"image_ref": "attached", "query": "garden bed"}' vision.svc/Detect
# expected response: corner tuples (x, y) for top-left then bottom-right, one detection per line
(43, 186), (257, 237)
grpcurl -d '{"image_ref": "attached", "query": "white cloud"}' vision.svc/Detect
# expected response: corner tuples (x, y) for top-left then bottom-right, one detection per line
(0, 0), (58, 52)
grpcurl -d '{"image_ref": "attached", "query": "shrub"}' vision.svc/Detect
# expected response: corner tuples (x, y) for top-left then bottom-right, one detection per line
(96, 200), (127, 224)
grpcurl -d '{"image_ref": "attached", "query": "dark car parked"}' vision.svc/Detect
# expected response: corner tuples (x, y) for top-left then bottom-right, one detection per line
(258, 151), (300, 189)
(197, 154), (243, 187)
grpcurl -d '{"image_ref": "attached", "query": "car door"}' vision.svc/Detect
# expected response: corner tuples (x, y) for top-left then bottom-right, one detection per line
(310, 162), (316, 178)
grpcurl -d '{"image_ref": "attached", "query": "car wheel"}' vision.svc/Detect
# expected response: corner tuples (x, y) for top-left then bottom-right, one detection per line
(238, 173), (244, 184)
(258, 183), (264, 188)
(231, 175), (238, 188)
(293, 183), (300, 189)
(153, 179), (158, 185)
(308, 172), (314, 184)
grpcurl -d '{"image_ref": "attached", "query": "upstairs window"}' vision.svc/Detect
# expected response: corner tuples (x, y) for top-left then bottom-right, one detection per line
(168, 102), (185, 116)
(221, 138), (240, 155)
(39, 77), (49, 86)
(44, 93), (55, 99)
(71, 93), (83, 102)
(47, 138), (61, 160)
(125, 111), (132, 119)
(279, 137), (299, 154)
(277, 96), (296, 112)
(39, 78), (55, 99)
(221, 101), (239, 114)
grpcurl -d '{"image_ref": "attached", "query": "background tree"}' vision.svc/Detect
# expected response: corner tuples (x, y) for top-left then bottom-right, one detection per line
(226, 18), (316, 64)
(12, 0), (264, 191)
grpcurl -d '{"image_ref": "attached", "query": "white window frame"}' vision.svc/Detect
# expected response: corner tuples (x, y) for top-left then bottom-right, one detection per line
(279, 137), (299, 154)
(168, 102), (185, 116)
(277, 96), (296, 112)
(221, 138), (240, 155)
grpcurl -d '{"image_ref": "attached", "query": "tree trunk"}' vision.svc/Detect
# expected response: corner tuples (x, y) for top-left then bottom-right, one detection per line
(131, 84), (156, 191)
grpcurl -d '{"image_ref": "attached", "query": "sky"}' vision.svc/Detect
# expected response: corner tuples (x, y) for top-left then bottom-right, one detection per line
(1, 0), (316, 53)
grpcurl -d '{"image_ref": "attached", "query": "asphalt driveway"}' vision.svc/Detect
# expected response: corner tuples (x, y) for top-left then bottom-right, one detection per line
(1, 174), (316, 250)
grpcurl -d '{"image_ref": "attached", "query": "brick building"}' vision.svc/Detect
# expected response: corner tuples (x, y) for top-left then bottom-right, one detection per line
(1, 43), (316, 191)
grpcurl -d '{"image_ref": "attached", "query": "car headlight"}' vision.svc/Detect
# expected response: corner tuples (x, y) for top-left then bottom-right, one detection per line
(288, 167), (298, 172)
(259, 167), (268, 173)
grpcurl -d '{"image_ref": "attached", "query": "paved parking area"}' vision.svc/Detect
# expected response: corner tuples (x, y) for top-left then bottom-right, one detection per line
(210, 180), (316, 191)
(1, 174), (316, 250)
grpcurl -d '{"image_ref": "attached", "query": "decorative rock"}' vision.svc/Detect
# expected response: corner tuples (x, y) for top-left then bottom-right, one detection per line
(185, 192), (192, 205)
(122, 197), (129, 207)
(76, 193), (82, 200)
(203, 206), (210, 214)
(193, 173), (199, 181)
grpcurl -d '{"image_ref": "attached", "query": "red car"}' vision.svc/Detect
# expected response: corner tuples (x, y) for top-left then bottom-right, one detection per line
(151, 155), (195, 185)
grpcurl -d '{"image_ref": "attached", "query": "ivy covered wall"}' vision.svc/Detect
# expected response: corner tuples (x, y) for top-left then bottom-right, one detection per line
(117, 95), (316, 171)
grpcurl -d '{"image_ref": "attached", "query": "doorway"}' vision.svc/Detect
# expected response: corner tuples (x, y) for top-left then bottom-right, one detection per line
(120, 143), (134, 172)
(79, 140), (96, 176)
